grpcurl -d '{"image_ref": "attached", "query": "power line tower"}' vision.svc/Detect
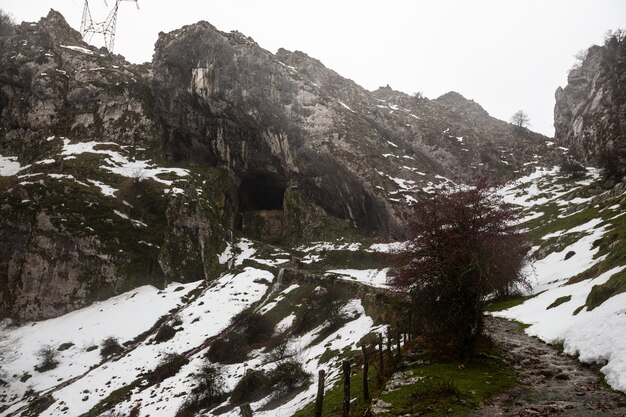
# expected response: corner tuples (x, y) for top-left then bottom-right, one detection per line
(80, 0), (139, 52)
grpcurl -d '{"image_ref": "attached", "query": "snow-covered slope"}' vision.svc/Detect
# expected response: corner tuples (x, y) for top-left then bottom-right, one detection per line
(0, 238), (396, 417)
(495, 166), (626, 392)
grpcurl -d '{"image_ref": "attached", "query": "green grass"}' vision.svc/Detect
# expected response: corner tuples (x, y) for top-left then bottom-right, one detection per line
(292, 352), (516, 417)
(292, 360), (381, 417)
(519, 188), (626, 311)
(379, 357), (516, 416)
(586, 268), (626, 310)
(79, 379), (142, 417)
(484, 295), (531, 312)
(547, 295), (572, 309)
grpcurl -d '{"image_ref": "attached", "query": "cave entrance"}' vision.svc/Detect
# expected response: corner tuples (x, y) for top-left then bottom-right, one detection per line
(238, 173), (287, 211)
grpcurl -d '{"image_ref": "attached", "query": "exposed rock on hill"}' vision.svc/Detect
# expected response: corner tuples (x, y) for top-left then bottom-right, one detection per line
(554, 33), (626, 175)
(0, 10), (556, 320)
(0, 11), (231, 320)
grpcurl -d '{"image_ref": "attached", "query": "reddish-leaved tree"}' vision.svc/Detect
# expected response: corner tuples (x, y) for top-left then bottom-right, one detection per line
(389, 183), (528, 358)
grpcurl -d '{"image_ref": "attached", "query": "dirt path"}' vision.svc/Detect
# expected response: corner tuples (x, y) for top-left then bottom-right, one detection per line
(471, 317), (626, 417)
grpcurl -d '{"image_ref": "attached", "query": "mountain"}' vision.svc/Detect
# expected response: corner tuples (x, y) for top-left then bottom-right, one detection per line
(4, 8), (626, 417)
(554, 32), (626, 179)
(0, 10), (555, 321)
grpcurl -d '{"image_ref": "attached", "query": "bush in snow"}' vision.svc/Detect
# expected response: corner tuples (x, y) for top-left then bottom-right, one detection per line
(268, 359), (311, 397)
(100, 336), (123, 359)
(35, 345), (59, 372)
(147, 352), (189, 384)
(176, 363), (226, 417)
(232, 310), (274, 345)
(293, 285), (347, 334)
(154, 323), (177, 343)
(207, 333), (249, 364)
(265, 333), (293, 363)
(230, 369), (271, 405)
(559, 157), (586, 179)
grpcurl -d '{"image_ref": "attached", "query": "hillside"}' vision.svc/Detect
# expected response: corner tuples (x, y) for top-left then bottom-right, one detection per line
(0, 10), (556, 322)
(1, 8), (626, 417)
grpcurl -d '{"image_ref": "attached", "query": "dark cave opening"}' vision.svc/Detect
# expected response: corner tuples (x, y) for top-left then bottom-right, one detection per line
(238, 173), (286, 211)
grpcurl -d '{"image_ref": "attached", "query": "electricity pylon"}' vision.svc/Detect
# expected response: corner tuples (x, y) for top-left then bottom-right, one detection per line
(80, 0), (139, 52)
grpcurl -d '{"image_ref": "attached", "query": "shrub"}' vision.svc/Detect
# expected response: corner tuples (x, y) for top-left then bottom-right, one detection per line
(176, 363), (226, 417)
(319, 286), (347, 329)
(265, 334), (293, 362)
(235, 311), (274, 344)
(100, 336), (123, 359)
(268, 360), (311, 396)
(154, 324), (177, 343)
(293, 285), (347, 334)
(147, 352), (189, 384)
(35, 345), (59, 372)
(559, 157), (586, 179)
(599, 144), (626, 182)
(230, 369), (271, 405)
(207, 333), (248, 364)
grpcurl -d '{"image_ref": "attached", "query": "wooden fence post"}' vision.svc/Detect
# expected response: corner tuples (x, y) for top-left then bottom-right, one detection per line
(342, 360), (351, 417)
(314, 369), (325, 417)
(378, 332), (384, 376)
(362, 345), (370, 401)
(396, 322), (402, 361)
(386, 327), (392, 361)
(240, 403), (253, 417)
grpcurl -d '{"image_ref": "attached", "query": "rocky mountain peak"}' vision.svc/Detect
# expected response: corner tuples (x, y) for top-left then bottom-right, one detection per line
(434, 91), (490, 118)
(0, 10), (561, 322)
(554, 34), (626, 168)
(34, 9), (84, 46)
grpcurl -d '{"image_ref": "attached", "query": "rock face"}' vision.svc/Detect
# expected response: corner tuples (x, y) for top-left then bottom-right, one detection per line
(554, 34), (626, 172)
(0, 11), (556, 320)
(0, 11), (230, 320)
(152, 21), (556, 237)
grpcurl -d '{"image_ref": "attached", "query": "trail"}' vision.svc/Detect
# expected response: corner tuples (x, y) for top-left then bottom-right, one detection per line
(471, 317), (626, 417)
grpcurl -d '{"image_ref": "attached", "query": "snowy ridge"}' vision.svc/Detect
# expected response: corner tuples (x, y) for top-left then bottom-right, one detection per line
(495, 166), (626, 393)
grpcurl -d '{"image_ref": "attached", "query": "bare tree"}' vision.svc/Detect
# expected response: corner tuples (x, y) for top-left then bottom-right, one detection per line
(570, 49), (589, 71)
(510, 110), (530, 128)
(0, 9), (15, 38)
(604, 28), (625, 44)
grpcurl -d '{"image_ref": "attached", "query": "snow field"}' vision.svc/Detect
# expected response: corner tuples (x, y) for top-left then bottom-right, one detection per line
(496, 165), (626, 393)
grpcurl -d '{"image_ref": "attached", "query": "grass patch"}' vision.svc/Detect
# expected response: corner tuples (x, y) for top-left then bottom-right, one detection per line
(293, 352), (516, 417)
(484, 295), (530, 312)
(586, 268), (626, 310)
(379, 356), (516, 416)
(547, 295), (572, 309)
(78, 379), (141, 417)
(292, 360), (380, 417)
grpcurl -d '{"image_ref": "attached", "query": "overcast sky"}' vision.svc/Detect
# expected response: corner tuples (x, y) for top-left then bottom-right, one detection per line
(2, 0), (625, 137)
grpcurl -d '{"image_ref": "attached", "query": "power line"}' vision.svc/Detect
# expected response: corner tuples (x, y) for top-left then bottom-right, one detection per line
(80, 0), (139, 52)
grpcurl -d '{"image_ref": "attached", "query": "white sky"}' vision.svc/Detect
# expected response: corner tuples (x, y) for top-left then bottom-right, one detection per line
(1, 0), (625, 137)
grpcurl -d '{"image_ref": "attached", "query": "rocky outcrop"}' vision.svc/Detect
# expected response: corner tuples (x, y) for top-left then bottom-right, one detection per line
(554, 33), (626, 174)
(0, 10), (558, 320)
(0, 11), (231, 320)
(151, 22), (398, 236)
(152, 21), (556, 240)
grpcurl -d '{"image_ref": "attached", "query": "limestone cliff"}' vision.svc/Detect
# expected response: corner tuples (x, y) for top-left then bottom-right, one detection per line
(554, 32), (626, 178)
(0, 11), (231, 320)
(0, 10), (557, 320)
